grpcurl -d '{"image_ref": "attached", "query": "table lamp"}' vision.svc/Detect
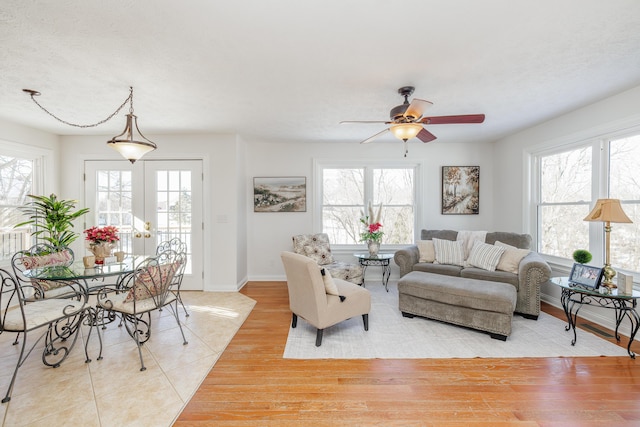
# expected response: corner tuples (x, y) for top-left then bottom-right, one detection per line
(583, 198), (633, 288)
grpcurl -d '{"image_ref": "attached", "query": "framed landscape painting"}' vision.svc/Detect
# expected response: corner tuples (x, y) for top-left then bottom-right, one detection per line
(253, 176), (306, 212)
(442, 166), (479, 215)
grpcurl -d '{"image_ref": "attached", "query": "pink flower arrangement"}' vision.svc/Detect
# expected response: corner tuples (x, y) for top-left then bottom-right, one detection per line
(84, 226), (120, 244)
(360, 201), (384, 243)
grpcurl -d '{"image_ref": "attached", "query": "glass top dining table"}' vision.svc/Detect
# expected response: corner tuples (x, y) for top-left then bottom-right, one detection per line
(23, 256), (148, 290)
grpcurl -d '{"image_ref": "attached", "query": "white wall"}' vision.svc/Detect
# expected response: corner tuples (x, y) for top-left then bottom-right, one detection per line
(494, 83), (640, 334)
(245, 138), (497, 281)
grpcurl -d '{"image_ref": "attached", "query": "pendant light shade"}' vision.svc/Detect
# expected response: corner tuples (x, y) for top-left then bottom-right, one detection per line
(107, 113), (157, 163)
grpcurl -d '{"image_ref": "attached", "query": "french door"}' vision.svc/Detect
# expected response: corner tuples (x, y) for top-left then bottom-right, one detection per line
(84, 160), (203, 290)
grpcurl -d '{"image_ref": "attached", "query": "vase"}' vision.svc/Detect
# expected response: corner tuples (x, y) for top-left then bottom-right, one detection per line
(89, 242), (115, 264)
(367, 240), (380, 257)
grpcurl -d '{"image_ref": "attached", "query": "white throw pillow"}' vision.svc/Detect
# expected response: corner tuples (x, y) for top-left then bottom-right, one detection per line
(417, 240), (435, 263)
(432, 238), (465, 267)
(320, 267), (339, 296)
(466, 241), (506, 271)
(495, 241), (530, 274)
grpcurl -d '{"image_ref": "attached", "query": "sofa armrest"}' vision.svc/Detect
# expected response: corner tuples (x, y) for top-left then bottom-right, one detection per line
(516, 251), (552, 318)
(394, 245), (420, 278)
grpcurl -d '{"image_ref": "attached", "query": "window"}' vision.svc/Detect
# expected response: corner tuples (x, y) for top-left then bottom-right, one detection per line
(0, 155), (38, 260)
(318, 162), (417, 246)
(609, 135), (640, 272)
(537, 145), (591, 258)
(533, 131), (640, 275)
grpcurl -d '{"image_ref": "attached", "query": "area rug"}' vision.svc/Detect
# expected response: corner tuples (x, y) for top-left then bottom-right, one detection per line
(283, 281), (629, 359)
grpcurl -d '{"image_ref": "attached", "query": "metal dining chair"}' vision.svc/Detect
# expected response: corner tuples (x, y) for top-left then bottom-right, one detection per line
(96, 249), (188, 371)
(156, 238), (189, 317)
(0, 268), (90, 403)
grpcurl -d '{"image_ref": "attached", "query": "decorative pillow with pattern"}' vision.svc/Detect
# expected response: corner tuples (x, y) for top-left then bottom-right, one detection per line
(123, 262), (178, 303)
(20, 250), (72, 270)
(432, 238), (465, 267)
(303, 244), (334, 265)
(466, 240), (506, 271)
(495, 241), (530, 274)
(417, 240), (435, 263)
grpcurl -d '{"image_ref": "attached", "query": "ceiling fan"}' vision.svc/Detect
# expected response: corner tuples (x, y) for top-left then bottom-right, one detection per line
(341, 86), (485, 156)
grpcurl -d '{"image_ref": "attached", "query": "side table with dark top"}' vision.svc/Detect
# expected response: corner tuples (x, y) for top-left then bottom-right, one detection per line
(551, 276), (640, 358)
(354, 253), (394, 292)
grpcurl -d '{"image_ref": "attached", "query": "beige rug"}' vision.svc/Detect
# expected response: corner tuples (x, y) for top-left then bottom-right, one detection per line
(0, 291), (256, 427)
(284, 281), (629, 359)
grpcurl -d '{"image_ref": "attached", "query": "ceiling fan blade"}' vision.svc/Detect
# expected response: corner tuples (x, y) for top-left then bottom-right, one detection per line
(416, 128), (437, 143)
(403, 98), (433, 120)
(420, 114), (485, 125)
(360, 128), (390, 144)
(340, 120), (390, 124)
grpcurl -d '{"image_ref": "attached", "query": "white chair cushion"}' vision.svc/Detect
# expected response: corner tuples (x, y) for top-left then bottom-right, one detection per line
(2, 299), (86, 331)
(417, 240), (435, 263)
(98, 291), (177, 315)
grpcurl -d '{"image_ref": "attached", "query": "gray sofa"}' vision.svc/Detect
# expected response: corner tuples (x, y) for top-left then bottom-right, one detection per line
(394, 229), (551, 319)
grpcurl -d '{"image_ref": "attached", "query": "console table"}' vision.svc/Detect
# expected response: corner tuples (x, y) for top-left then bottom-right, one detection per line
(354, 253), (393, 292)
(551, 277), (640, 358)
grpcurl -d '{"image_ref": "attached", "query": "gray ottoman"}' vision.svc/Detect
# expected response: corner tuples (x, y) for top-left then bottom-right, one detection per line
(398, 271), (517, 340)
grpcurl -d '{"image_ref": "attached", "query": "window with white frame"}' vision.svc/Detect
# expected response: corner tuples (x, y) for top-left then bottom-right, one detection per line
(318, 163), (417, 246)
(533, 131), (640, 275)
(0, 154), (40, 261)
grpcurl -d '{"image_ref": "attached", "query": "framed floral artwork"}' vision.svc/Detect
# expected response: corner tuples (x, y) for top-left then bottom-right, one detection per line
(253, 176), (306, 212)
(442, 166), (479, 215)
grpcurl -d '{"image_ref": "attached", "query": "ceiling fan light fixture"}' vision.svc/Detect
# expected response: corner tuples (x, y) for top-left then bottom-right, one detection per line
(390, 123), (422, 141)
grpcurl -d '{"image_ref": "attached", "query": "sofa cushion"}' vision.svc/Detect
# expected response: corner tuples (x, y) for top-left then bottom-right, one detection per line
(485, 232), (531, 249)
(460, 267), (519, 289)
(413, 262), (463, 277)
(416, 240), (435, 263)
(433, 238), (465, 267)
(466, 241), (505, 271)
(421, 229), (458, 241)
(495, 241), (530, 274)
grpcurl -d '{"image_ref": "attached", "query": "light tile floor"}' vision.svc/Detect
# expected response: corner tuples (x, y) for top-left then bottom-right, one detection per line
(0, 291), (256, 427)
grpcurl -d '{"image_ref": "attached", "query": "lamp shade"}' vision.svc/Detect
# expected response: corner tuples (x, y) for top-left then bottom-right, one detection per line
(390, 123), (422, 141)
(107, 113), (157, 163)
(583, 198), (633, 223)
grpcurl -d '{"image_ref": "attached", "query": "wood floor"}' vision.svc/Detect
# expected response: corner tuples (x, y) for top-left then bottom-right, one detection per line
(175, 282), (640, 426)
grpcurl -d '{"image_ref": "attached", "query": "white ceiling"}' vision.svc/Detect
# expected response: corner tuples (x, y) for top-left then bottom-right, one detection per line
(1, 0), (640, 146)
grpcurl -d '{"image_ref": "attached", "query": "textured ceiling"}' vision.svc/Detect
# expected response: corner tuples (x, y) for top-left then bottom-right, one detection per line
(1, 0), (640, 145)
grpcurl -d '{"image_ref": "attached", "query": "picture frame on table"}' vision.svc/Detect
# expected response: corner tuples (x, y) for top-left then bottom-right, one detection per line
(568, 263), (603, 289)
(253, 176), (306, 212)
(441, 166), (480, 215)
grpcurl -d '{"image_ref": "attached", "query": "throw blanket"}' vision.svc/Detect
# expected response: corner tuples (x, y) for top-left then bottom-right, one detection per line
(457, 230), (487, 259)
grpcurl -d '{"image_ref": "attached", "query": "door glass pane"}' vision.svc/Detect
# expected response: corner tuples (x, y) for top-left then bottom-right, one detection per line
(96, 170), (133, 254)
(156, 169), (192, 274)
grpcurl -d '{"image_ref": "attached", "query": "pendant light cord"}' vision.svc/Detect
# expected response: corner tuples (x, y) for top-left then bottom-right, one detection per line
(23, 86), (134, 128)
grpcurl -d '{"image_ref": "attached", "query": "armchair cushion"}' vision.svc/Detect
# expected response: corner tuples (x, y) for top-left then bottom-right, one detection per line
(320, 268), (340, 296)
(303, 244), (334, 265)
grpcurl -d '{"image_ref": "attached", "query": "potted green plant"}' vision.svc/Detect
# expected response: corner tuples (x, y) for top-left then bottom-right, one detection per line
(572, 249), (593, 264)
(15, 193), (89, 249)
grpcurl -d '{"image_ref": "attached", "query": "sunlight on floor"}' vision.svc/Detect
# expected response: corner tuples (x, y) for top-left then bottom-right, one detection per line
(0, 291), (255, 427)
